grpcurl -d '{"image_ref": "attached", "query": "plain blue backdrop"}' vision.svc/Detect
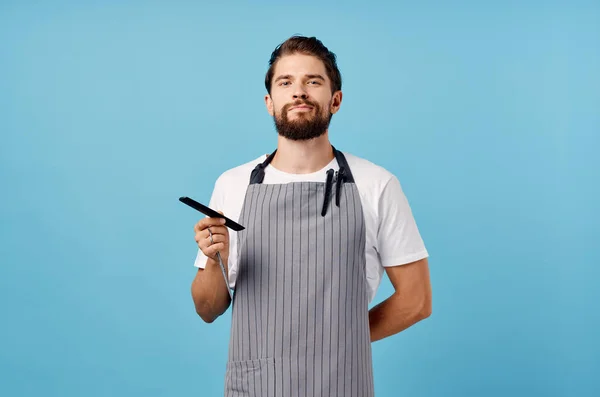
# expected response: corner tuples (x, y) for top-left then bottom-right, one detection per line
(1, 1), (599, 396)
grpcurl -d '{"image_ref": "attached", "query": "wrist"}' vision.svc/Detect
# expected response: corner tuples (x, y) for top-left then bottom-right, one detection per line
(206, 255), (229, 273)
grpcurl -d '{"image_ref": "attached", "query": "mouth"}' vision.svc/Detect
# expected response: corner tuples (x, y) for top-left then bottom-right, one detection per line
(289, 105), (313, 111)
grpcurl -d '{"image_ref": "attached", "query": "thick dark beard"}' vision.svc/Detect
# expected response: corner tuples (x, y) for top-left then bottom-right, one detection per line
(273, 100), (331, 141)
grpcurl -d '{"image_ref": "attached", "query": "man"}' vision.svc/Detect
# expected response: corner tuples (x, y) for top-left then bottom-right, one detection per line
(190, 35), (432, 397)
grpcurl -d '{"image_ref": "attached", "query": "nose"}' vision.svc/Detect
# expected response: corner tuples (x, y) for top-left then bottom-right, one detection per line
(292, 84), (309, 100)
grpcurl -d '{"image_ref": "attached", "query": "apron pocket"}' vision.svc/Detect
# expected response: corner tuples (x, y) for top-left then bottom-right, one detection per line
(225, 357), (275, 397)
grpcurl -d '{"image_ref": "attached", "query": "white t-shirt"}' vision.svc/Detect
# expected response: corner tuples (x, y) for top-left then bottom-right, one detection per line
(194, 151), (429, 303)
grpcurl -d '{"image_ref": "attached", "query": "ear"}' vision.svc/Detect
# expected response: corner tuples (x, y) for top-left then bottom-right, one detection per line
(265, 94), (274, 116)
(330, 90), (343, 115)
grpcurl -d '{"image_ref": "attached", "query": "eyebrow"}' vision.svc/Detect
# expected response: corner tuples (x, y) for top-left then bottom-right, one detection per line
(274, 74), (326, 83)
(274, 74), (293, 83)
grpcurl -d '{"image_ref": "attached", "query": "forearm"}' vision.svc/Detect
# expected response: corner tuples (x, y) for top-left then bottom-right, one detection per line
(368, 292), (431, 342)
(191, 258), (231, 323)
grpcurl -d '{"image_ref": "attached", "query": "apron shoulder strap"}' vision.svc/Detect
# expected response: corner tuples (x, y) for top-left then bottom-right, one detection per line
(331, 146), (355, 183)
(249, 150), (277, 184)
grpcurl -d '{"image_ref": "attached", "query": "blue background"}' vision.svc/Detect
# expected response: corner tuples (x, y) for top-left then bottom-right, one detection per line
(1, 1), (599, 396)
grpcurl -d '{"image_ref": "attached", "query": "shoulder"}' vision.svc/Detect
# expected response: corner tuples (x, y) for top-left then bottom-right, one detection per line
(342, 151), (396, 192)
(341, 151), (409, 223)
(209, 153), (266, 224)
(213, 154), (267, 190)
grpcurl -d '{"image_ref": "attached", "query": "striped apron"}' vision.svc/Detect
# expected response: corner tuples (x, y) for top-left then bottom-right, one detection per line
(224, 147), (374, 397)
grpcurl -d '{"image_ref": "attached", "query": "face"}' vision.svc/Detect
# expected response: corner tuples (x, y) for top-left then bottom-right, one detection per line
(265, 53), (342, 141)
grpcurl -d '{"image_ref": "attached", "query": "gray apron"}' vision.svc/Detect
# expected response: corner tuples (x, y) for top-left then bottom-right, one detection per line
(224, 147), (374, 397)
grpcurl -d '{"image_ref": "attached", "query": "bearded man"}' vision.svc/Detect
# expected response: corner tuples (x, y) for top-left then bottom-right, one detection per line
(189, 35), (432, 397)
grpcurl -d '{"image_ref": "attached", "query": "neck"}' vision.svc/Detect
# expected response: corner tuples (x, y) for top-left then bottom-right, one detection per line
(271, 132), (334, 174)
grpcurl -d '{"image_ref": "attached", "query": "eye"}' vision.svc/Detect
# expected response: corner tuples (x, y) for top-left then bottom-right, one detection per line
(308, 80), (320, 85)
(279, 81), (290, 86)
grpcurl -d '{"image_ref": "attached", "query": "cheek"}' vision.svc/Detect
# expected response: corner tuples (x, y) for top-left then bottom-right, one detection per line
(268, 101), (280, 117)
(274, 103), (285, 116)
(269, 96), (283, 115)
(315, 93), (333, 110)
(275, 100), (291, 115)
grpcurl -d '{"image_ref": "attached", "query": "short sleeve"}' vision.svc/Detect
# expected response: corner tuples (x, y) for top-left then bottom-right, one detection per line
(376, 175), (429, 267)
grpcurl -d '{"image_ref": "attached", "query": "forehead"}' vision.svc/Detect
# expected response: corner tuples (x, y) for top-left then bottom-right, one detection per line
(273, 53), (328, 79)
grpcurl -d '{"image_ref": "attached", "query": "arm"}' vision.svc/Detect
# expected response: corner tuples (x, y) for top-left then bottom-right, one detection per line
(368, 257), (432, 342)
(191, 258), (231, 323)
(190, 216), (232, 323)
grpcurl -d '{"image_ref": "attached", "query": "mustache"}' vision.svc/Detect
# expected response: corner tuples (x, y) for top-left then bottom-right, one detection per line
(284, 99), (318, 110)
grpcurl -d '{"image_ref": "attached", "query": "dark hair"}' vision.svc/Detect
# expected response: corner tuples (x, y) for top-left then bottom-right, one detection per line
(264, 35), (342, 94)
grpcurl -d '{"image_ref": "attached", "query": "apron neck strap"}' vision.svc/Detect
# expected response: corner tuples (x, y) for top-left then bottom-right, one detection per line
(248, 145), (354, 185)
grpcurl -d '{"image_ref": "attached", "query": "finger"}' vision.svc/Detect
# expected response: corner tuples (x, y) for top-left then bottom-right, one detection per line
(197, 231), (227, 251)
(197, 216), (226, 231)
(203, 225), (228, 239)
(195, 217), (223, 232)
(195, 231), (206, 245)
(197, 235), (215, 254)
(194, 218), (215, 233)
(205, 243), (226, 258)
(207, 233), (226, 245)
